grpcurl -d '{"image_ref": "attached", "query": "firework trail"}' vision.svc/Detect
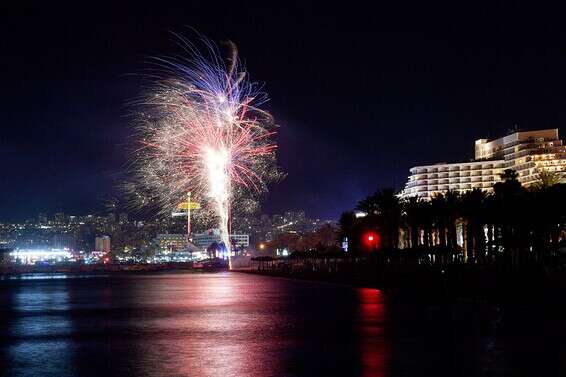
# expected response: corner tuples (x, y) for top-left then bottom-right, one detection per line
(129, 33), (281, 268)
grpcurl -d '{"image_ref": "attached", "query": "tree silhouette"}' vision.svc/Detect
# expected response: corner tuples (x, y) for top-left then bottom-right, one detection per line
(339, 174), (565, 269)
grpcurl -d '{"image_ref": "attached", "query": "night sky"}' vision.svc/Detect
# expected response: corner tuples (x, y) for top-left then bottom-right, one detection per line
(1, 3), (566, 221)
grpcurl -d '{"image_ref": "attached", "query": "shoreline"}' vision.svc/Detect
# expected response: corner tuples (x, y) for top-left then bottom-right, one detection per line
(233, 266), (566, 303)
(0, 262), (227, 276)
(2, 263), (565, 303)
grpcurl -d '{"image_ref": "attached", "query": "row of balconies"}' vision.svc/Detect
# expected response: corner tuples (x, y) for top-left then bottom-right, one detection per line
(413, 147), (564, 175)
(501, 138), (559, 151)
(412, 170), (502, 180)
(413, 163), (506, 175)
(409, 164), (562, 191)
(512, 159), (566, 173)
(407, 176), (497, 188)
(423, 186), (498, 197)
(415, 181), (495, 192)
(505, 145), (566, 160)
(529, 154), (566, 161)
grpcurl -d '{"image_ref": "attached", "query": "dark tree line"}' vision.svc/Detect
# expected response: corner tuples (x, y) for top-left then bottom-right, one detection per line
(340, 170), (565, 267)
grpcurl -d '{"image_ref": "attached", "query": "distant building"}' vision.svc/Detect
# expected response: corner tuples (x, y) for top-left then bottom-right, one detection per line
(94, 236), (111, 253)
(401, 128), (566, 199)
(52, 234), (76, 250)
(118, 212), (128, 225)
(0, 248), (11, 265)
(75, 225), (95, 252)
(106, 213), (116, 224)
(239, 210), (333, 243)
(37, 213), (48, 225)
(54, 212), (67, 225)
(10, 248), (73, 265)
(154, 233), (188, 251)
(192, 229), (250, 250)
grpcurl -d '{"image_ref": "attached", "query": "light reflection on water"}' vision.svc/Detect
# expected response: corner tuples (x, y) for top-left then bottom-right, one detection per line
(358, 288), (389, 377)
(6, 284), (74, 377)
(0, 272), (564, 377)
(0, 273), (109, 281)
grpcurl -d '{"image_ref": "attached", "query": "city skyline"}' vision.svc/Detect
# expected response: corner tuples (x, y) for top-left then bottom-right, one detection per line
(0, 206), (336, 264)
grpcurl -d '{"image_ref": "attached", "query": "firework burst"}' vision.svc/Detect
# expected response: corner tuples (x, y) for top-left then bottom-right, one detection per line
(129, 33), (281, 267)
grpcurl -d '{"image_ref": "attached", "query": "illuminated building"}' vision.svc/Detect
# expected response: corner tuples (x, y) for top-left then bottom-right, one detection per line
(10, 248), (74, 265)
(0, 248), (10, 265)
(94, 235), (111, 253)
(401, 128), (566, 199)
(52, 234), (76, 251)
(192, 229), (250, 250)
(154, 233), (189, 251)
(37, 213), (48, 225)
(106, 213), (116, 224)
(54, 212), (67, 225)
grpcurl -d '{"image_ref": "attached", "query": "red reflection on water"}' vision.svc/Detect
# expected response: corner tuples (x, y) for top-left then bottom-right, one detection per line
(358, 288), (390, 377)
(131, 273), (289, 377)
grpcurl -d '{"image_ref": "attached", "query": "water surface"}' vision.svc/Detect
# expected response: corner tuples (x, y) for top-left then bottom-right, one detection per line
(0, 272), (563, 376)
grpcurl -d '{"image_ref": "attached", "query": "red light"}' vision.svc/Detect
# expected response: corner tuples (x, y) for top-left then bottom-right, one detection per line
(362, 231), (380, 250)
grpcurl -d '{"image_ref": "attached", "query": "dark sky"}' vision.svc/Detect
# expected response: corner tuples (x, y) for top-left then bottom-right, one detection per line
(1, 3), (566, 221)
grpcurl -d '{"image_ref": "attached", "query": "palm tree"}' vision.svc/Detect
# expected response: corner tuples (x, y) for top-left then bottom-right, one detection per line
(460, 189), (488, 263)
(402, 196), (421, 249)
(533, 169), (564, 189)
(417, 199), (433, 248)
(528, 179), (566, 260)
(444, 190), (461, 251)
(338, 211), (364, 255)
(483, 194), (498, 260)
(492, 170), (526, 268)
(430, 194), (448, 248)
(500, 168), (520, 182)
(357, 189), (402, 250)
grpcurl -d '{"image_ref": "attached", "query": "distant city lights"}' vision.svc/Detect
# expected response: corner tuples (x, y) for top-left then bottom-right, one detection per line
(10, 248), (74, 265)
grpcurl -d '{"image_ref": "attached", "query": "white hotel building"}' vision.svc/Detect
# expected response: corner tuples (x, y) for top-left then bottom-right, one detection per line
(401, 129), (566, 199)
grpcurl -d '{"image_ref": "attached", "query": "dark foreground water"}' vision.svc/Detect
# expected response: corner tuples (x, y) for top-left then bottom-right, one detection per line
(0, 272), (564, 377)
